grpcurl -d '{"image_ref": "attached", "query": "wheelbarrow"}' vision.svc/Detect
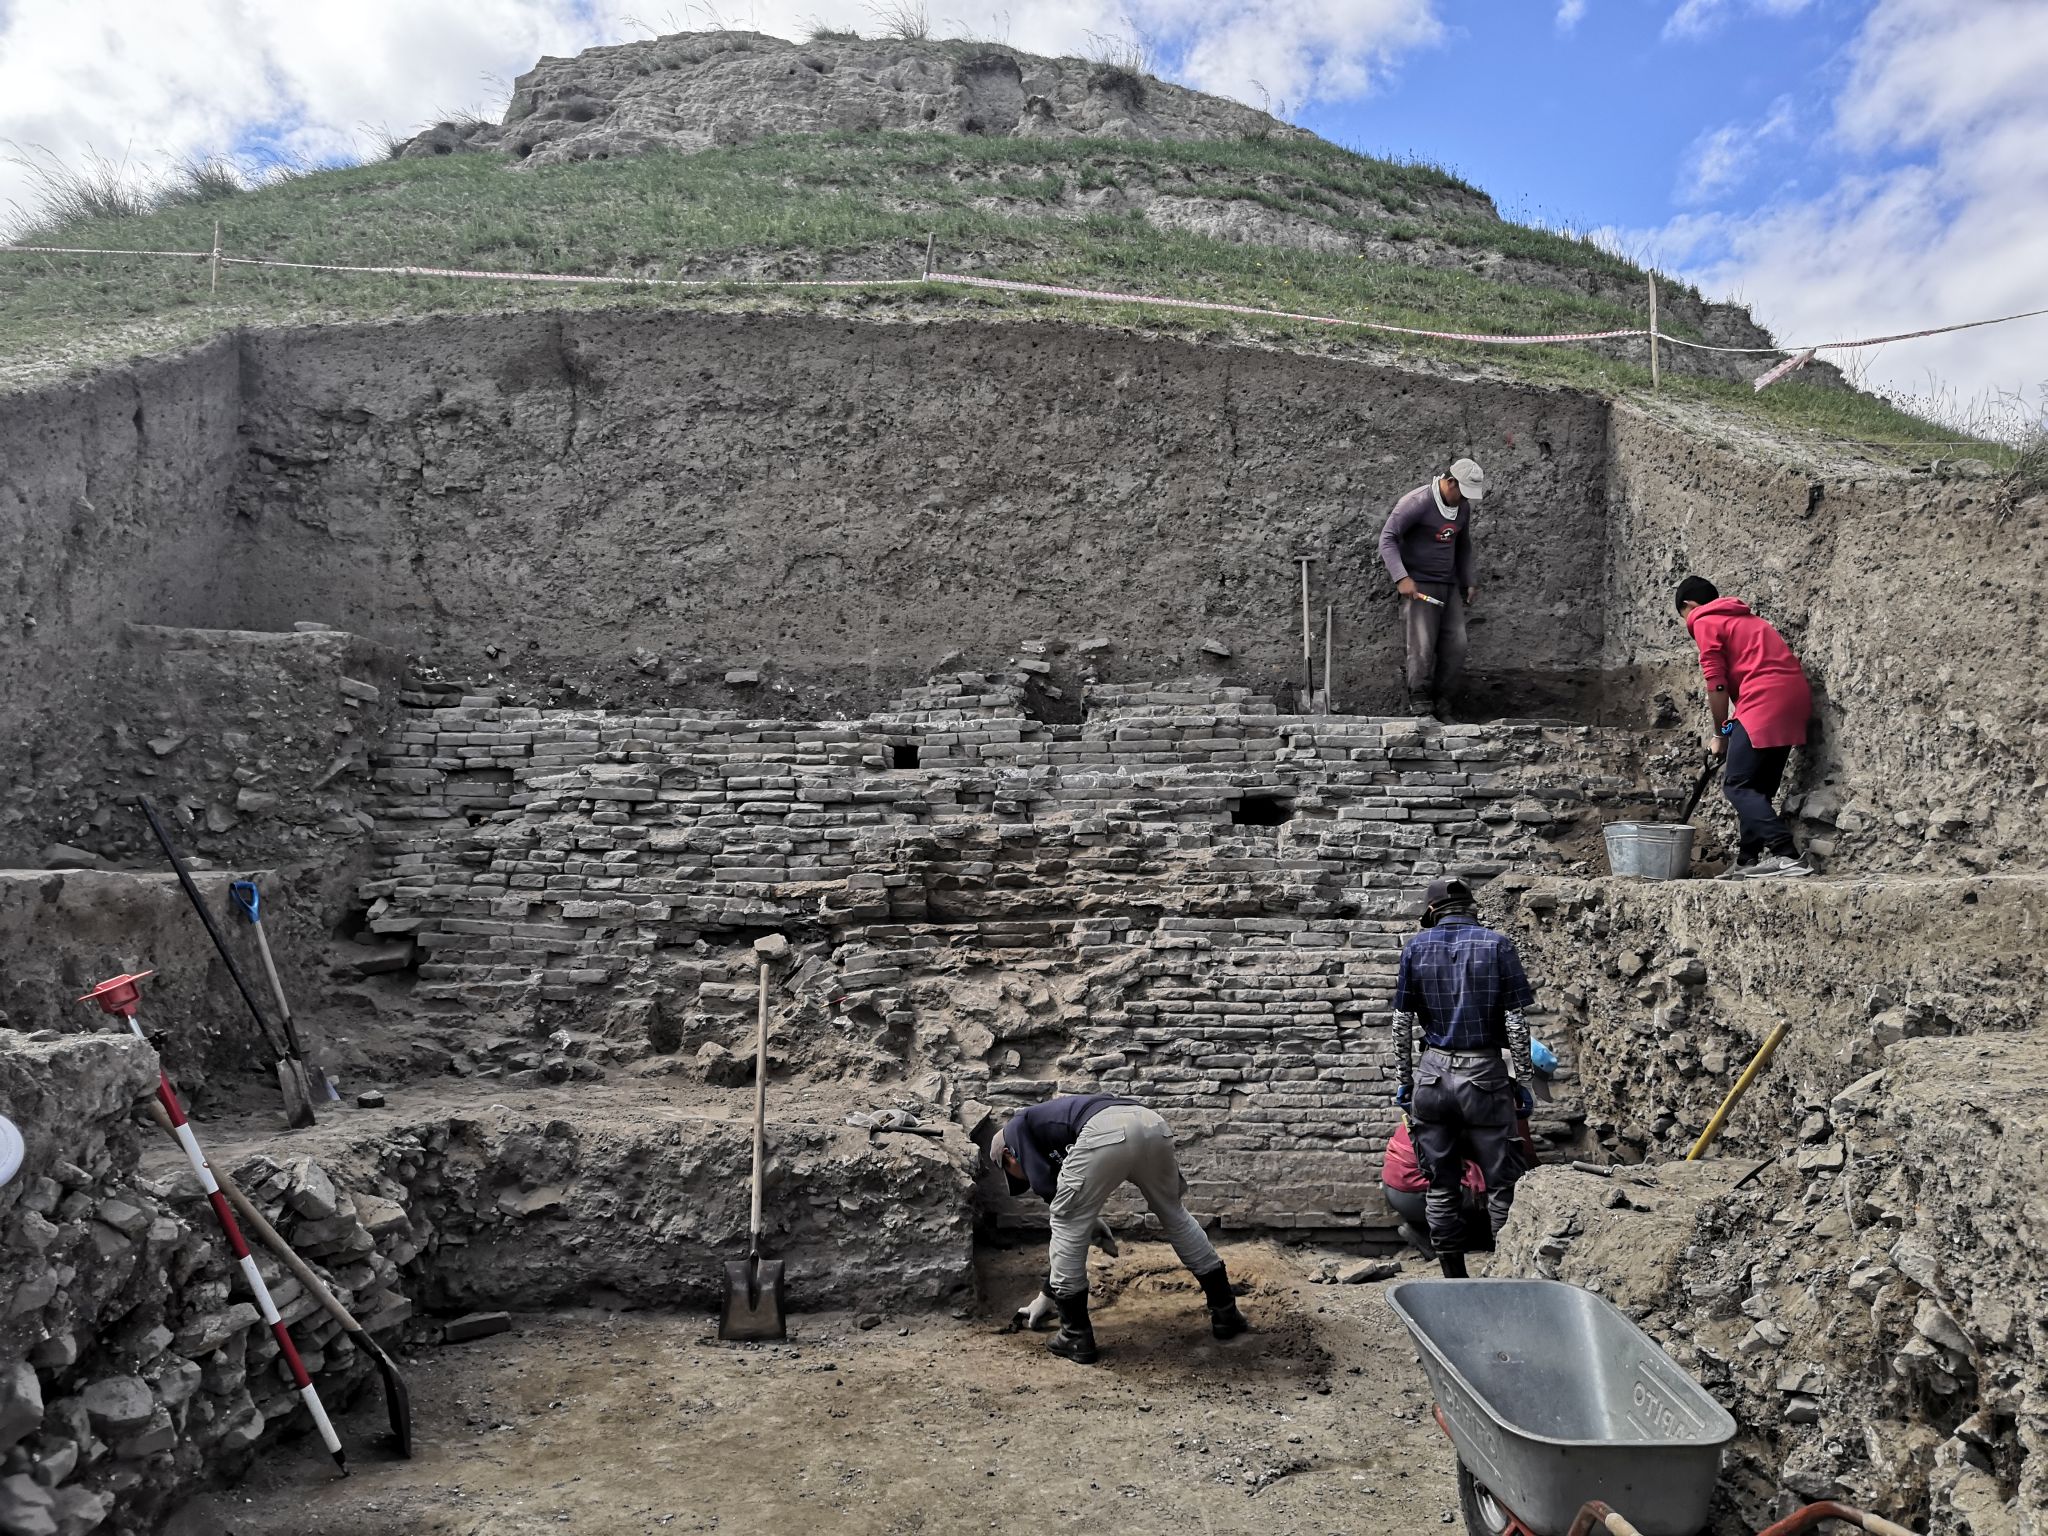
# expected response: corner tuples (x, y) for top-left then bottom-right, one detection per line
(1388, 1279), (1920, 1536)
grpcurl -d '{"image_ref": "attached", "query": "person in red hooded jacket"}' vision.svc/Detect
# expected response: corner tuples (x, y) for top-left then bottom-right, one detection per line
(1675, 577), (1814, 880)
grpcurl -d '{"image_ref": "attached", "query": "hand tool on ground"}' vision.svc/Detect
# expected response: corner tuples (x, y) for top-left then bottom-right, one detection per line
(1679, 755), (1724, 822)
(1686, 1019), (1790, 1161)
(137, 795), (317, 1129)
(720, 940), (787, 1341)
(148, 1099), (412, 1456)
(230, 879), (341, 1102)
(80, 971), (346, 1473)
(846, 1108), (944, 1140)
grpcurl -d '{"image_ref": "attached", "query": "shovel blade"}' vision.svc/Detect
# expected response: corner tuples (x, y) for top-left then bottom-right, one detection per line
(719, 1257), (787, 1341)
(360, 1335), (413, 1460)
(276, 1058), (318, 1129)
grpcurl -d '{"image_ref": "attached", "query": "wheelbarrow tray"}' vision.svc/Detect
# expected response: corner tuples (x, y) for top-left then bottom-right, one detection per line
(1388, 1279), (1736, 1536)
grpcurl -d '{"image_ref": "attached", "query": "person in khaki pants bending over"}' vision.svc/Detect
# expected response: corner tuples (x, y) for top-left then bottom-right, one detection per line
(979, 1093), (1247, 1364)
(1377, 456), (1487, 718)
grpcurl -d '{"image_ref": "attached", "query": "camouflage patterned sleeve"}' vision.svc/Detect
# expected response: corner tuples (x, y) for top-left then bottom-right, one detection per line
(1395, 1009), (1416, 1092)
(1504, 1008), (1534, 1089)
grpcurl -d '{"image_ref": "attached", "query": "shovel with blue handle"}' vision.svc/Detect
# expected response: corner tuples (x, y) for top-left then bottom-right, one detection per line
(230, 880), (341, 1102)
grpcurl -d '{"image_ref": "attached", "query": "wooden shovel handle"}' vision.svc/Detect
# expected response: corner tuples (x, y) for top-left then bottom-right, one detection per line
(148, 1099), (362, 1338)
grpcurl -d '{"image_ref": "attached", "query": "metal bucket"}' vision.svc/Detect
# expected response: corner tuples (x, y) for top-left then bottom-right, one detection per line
(1603, 822), (1695, 880)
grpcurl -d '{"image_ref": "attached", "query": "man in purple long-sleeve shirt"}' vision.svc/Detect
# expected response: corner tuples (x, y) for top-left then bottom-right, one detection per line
(1377, 456), (1487, 716)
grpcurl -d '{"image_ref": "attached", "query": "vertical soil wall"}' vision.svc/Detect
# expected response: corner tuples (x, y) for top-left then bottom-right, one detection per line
(0, 342), (243, 855)
(224, 312), (1613, 714)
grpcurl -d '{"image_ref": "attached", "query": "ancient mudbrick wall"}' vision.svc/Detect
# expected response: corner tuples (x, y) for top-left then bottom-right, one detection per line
(357, 677), (1668, 1230)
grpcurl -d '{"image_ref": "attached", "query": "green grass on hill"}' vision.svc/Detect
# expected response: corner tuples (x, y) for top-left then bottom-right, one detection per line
(0, 132), (2003, 464)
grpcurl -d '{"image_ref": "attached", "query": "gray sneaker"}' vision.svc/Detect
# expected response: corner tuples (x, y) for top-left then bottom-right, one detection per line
(1745, 853), (1813, 880)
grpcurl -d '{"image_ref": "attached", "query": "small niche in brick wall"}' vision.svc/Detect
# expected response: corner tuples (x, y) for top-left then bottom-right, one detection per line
(891, 742), (921, 769)
(1231, 793), (1293, 827)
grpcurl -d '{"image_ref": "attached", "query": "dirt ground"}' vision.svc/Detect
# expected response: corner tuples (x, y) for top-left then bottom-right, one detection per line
(165, 1241), (1465, 1536)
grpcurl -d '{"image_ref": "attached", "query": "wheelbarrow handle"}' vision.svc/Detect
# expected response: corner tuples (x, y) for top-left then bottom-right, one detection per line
(230, 880), (261, 923)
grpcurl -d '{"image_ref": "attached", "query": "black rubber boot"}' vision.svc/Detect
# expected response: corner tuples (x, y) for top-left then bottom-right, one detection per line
(1198, 1265), (1249, 1339)
(1438, 1252), (1469, 1279)
(1048, 1290), (1098, 1364)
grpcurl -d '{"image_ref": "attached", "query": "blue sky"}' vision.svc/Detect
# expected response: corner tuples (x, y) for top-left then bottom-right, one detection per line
(0, 0), (2041, 422)
(1297, 2), (1852, 245)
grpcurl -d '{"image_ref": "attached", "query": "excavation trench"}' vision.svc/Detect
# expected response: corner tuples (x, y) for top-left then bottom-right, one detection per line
(1, 309), (2043, 1535)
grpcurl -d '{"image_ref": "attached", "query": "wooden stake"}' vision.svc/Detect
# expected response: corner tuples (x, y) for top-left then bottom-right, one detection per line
(1323, 602), (1334, 715)
(1648, 272), (1660, 391)
(209, 219), (221, 301)
(923, 232), (935, 281)
(1297, 556), (1316, 711)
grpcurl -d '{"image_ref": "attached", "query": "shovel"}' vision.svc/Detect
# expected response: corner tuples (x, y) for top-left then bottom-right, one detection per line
(230, 880), (341, 1101)
(720, 945), (786, 1341)
(150, 1100), (412, 1457)
(1680, 755), (1724, 822)
(138, 795), (317, 1129)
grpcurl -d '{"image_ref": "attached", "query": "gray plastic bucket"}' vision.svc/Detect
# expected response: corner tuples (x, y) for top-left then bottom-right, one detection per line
(1603, 822), (1694, 880)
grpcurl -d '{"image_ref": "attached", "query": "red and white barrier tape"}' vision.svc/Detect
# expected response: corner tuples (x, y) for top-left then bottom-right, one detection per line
(927, 270), (1652, 344)
(3, 241), (214, 259)
(1659, 304), (2048, 357)
(1751, 348), (1816, 393)
(220, 254), (926, 288)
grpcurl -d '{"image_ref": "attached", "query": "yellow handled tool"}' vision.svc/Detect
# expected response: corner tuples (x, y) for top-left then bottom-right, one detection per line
(1687, 1020), (1789, 1160)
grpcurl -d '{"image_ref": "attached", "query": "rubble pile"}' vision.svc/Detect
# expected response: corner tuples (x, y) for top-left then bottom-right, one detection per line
(0, 1038), (413, 1533)
(0, 1030), (978, 1530)
(4, 625), (399, 872)
(1497, 874), (2044, 1163)
(1499, 1031), (2044, 1536)
(1492, 871), (2046, 1536)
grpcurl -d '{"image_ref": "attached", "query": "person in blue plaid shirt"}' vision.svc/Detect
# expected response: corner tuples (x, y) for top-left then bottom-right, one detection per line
(1392, 877), (1537, 1276)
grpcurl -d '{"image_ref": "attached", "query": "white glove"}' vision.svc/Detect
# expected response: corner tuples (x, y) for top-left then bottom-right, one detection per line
(1012, 1290), (1059, 1331)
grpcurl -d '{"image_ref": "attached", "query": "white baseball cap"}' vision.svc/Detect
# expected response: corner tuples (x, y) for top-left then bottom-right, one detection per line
(1448, 457), (1487, 500)
(0, 1114), (22, 1189)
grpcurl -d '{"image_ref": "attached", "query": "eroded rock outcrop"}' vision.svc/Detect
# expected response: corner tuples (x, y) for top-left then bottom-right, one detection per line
(399, 31), (1311, 166)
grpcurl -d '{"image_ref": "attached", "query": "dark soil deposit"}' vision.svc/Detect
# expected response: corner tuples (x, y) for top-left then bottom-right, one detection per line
(1, 266), (2043, 1535)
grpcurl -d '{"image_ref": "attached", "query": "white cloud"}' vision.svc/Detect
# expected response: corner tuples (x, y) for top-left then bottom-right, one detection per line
(1556, 0), (1589, 32)
(1642, 0), (2048, 411)
(1676, 94), (1796, 203)
(1664, 0), (1812, 42)
(0, 1), (616, 226)
(0, 0), (1445, 229)
(1142, 1), (1441, 112)
(1679, 125), (1754, 203)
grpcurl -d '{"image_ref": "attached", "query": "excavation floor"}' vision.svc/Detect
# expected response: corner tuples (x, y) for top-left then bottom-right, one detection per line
(166, 1241), (1461, 1536)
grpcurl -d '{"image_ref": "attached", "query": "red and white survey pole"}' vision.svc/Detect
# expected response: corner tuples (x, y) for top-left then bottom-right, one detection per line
(79, 971), (347, 1474)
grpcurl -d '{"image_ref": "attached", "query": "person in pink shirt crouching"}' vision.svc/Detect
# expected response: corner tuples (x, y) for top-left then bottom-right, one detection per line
(1675, 576), (1816, 880)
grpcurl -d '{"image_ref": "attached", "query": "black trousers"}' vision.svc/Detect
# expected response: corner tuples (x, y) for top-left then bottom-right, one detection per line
(1723, 719), (1796, 860)
(1383, 1184), (1494, 1254)
(1410, 1049), (1520, 1256)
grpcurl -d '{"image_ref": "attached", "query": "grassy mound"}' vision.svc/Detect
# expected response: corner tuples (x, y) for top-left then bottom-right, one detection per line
(0, 131), (1996, 461)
